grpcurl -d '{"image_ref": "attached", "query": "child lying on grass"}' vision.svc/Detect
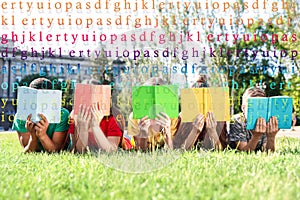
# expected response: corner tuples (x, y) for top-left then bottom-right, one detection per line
(228, 87), (279, 152)
(13, 78), (70, 153)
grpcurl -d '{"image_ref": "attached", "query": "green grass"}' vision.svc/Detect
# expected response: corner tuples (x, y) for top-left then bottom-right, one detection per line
(0, 133), (300, 200)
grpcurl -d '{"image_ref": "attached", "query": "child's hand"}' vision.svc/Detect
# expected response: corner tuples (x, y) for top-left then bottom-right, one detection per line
(251, 118), (266, 137)
(25, 114), (36, 134)
(192, 114), (205, 132)
(90, 102), (104, 128)
(138, 116), (150, 138)
(206, 112), (217, 133)
(155, 112), (172, 139)
(75, 105), (91, 132)
(266, 116), (279, 138)
(35, 114), (49, 138)
(155, 112), (171, 130)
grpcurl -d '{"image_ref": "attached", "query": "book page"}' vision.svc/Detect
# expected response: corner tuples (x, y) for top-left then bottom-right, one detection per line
(246, 97), (269, 130)
(269, 97), (293, 129)
(208, 87), (230, 121)
(73, 84), (111, 115)
(132, 86), (178, 119)
(132, 86), (155, 119)
(203, 88), (211, 116)
(15, 87), (38, 122)
(73, 84), (92, 115)
(155, 85), (179, 119)
(181, 87), (230, 122)
(180, 88), (203, 122)
(91, 85), (111, 116)
(37, 90), (62, 123)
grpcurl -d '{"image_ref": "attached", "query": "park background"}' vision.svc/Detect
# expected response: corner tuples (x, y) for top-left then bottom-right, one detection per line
(0, 0), (299, 129)
(0, 0), (299, 199)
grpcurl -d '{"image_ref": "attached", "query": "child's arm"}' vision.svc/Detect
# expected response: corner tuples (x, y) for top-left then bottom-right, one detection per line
(180, 114), (205, 150)
(91, 126), (120, 152)
(90, 104), (121, 152)
(237, 118), (266, 151)
(265, 116), (279, 152)
(35, 114), (68, 152)
(17, 114), (39, 152)
(154, 112), (174, 150)
(133, 116), (150, 151)
(74, 106), (91, 153)
(203, 112), (222, 150)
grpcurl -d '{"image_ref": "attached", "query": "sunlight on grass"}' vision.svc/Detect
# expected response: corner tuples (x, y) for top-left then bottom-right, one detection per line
(96, 149), (182, 173)
(0, 133), (300, 200)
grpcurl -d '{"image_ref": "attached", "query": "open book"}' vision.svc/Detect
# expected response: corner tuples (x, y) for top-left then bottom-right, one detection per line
(180, 87), (230, 122)
(16, 87), (62, 123)
(247, 96), (293, 130)
(132, 85), (179, 119)
(73, 84), (111, 115)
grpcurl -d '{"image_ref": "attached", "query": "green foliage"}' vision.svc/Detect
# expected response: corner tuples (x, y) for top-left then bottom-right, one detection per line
(206, 19), (294, 114)
(61, 79), (75, 112)
(1, 134), (300, 200)
(283, 74), (300, 115)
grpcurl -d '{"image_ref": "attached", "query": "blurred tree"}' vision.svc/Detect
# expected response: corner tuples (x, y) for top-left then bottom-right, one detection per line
(203, 0), (297, 113)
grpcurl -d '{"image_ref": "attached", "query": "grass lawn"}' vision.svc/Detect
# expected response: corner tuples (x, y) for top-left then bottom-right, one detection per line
(0, 133), (300, 200)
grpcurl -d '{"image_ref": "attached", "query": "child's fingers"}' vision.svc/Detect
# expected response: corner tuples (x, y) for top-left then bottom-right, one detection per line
(27, 114), (32, 121)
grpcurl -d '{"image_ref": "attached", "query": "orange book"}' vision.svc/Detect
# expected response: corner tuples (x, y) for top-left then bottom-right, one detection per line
(73, 84), (111, 115)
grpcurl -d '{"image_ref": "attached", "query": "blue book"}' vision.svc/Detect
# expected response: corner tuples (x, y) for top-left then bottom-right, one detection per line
(246, 97), (269, 130)
(246, 97), (293, 130)
(268, 97), (293, 129)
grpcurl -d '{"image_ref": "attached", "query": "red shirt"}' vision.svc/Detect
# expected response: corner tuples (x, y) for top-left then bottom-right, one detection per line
(68, 115), (122, 147)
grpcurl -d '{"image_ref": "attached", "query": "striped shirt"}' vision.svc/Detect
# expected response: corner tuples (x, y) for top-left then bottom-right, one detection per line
(228, 113), (266, 151)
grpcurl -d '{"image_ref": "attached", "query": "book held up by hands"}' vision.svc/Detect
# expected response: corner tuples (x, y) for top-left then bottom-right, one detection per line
(132, 85), (179, 119)
(180, 87), (230, 122)
(16, 87), (62, 123)
(246, 96), (293, 130)
(73, 84), (111, 115)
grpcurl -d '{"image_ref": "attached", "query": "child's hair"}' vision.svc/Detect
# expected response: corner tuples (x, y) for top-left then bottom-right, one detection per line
(29, 78), (52, 89)
(81, 78), (101, 85)
(242, 87), (266, 105)
(143, 77), (164, 86)
(192, 75), (209, 88)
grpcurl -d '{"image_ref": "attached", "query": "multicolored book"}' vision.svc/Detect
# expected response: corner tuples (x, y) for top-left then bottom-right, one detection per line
(132, 85), (179, 119)
(180, 87), (230, 122)
(246, 96), (293, 130)
(16, 87), (62, 123)
(73, 84), (111, 115)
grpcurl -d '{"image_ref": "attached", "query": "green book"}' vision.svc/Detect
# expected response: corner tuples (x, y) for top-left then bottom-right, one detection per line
(132, 85), (179, 119)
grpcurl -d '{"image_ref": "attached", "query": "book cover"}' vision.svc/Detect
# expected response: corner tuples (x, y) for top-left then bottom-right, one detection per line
(246, 97), (269, 130)
(132, 85), (179, 119)
(180, 87), (230, 122)
(268, 97), (293, 129)
(73, 84), (111, 115)
(16, 87), (62, 123)
(246, 97), (293, 130)
(180, 88), (203, 122)
(207, 87), (230, 122)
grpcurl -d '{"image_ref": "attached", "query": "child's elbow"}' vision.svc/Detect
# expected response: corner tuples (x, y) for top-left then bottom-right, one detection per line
(106, 145), (118, 153)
